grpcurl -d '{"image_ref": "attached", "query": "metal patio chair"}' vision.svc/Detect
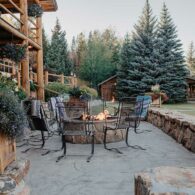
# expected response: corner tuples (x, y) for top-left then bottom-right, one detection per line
(103, 97), (145, 153)
(19, 100), (61, 155)
(56, 100), (95, 163)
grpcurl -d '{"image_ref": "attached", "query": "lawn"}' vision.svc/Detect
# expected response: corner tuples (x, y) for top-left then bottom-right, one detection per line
(162, 103), (195, 116)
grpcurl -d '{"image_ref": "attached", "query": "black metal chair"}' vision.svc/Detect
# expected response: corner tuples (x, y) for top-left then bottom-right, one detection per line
(56, 101), (95, 162)
(103, 97), (145, 153)
(19, 100), (61, 155)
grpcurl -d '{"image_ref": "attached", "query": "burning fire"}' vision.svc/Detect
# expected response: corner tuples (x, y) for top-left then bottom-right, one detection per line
(95, 110), (109, 120)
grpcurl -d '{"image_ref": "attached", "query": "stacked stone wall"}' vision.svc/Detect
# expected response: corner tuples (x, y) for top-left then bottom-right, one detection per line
(147, 108), (195, 152)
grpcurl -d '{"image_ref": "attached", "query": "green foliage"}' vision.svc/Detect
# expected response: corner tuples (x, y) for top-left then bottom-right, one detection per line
(117, 0), (158, 98)
(0, 89), (27, 138)
(16, 88), (27, 101)
(30, 80), (36, 92)
(45, 82), (69, 101)
(0, 44), (26, 63)
(68, 86), (84, 98)
(79, 29), (121, 87)
(155, 3), (188, 103)
(0, 73), (26, 101)
(80, 86), (98, 98)
(28, 4), (43, 17)
(46, 19), (71, 75)
(42, 28), (50, 68)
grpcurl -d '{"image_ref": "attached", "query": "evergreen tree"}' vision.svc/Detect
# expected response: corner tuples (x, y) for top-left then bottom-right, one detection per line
(76, 32), (87, 67)
(46, 19), (70, 75)
(42, 28), (50, 68)
(79, 30), (115, 87)
(155, 3), (188, 102)
(117, 0), (158, 97)
(70, 36), (77, 71)
(116, 34), (132, 97)
(186, 42), (195, 75)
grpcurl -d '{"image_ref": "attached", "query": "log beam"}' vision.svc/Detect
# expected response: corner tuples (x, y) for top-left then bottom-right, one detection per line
(20, 0), (30, 96)
(36, 17), (44, 100)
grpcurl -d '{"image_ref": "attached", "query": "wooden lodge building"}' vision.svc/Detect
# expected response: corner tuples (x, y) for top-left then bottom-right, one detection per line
(98, 75), (195, 101)
(0, 0), (58, 100)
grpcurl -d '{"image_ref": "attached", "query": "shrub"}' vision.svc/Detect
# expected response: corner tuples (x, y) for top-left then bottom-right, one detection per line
(0, 73), (26, 101)
(80, 86), (98, 98)
(0, 90), (27, 138)
(45, 82), (69, 101)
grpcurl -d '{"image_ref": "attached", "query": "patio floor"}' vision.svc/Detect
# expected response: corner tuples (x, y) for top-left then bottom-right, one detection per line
(17, 122), (195, 195)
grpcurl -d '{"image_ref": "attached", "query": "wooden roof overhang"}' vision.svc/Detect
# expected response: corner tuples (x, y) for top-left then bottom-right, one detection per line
(0, 0), (58, 13)
(186, 77), (195, 86)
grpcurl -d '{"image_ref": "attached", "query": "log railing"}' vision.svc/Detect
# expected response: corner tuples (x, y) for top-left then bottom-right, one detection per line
(0, 3), (39, 45)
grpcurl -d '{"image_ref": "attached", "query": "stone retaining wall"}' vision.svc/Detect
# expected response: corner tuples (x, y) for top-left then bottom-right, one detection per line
(147, 108), (195, 152)
(135, 166), (195, 195)
(0, 159), (30, 195)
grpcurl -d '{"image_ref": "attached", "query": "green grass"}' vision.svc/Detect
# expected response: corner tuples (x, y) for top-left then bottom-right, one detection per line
(162, 103), (195, 116)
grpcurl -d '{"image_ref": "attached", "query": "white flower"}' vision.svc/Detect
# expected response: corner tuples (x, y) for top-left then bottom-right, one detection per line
(15, 86), (19, 92)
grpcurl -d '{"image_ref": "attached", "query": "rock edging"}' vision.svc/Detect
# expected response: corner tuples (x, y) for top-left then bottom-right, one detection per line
(147, 108), (195, 152)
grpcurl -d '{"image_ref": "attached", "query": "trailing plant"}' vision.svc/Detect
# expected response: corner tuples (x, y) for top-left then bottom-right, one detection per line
(30, 80), (36, 91)
(28, 4), (43, 17)
(0, 89), (27, 138)
(0, 44), (26, 63)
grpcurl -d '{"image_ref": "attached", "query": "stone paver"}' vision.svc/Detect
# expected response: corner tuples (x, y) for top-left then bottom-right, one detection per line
(17, 122), (195, 195)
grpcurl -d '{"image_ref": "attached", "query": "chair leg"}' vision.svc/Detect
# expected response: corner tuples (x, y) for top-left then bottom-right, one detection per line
(126, 128), (146, 150)
(103, 128), (123, 154)
(41, 130), (45, 148)
(87, 134), (95, 163)
(56, 134), (66, 162)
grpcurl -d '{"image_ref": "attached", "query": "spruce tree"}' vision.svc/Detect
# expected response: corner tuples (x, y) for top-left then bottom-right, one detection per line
(46, 19), (70, 75)
(155, 3), (188, 102)
(117, 0), (158, 97)
(186, 42), (195, 75)
(42, 28), (50, 68)
(116, 34), (132, 97)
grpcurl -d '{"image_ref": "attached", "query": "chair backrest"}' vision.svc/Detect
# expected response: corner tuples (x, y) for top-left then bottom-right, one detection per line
(136, 95), (151, 119)
(117, 97), (144, 129)
(22, 100), (49, 132)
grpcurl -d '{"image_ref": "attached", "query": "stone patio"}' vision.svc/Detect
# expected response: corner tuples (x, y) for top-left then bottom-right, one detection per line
(17, 122), (195, 195)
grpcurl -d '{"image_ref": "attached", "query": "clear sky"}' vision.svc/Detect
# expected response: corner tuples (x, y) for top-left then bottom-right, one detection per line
(42, 0), (195, 52)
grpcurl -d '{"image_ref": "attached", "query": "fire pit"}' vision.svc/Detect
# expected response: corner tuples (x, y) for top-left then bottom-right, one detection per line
(64, 113), (126, 144)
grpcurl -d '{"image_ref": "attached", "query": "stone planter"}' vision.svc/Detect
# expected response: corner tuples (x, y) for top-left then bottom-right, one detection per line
(0, 133), (16, 174)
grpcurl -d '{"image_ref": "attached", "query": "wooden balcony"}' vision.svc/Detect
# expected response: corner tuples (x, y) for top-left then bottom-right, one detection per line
(0, 0), (58, 100)
(0, 0), (57, 50)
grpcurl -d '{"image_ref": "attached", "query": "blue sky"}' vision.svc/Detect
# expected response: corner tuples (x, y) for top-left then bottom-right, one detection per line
(42, 0), (195, 52)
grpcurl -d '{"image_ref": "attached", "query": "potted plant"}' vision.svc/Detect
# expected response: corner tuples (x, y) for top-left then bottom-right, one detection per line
(28, 4), (43, 17)
(0, 89), (27, 173)
(146, 84), (168, 106)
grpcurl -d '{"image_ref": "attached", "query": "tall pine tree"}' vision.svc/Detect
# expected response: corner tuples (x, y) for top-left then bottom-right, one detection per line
(155, 3), (188, 103)
(46, 19), (70, 75)
(42, 27), (50, 68)
(117, 0), (158, 97)
(116, 34), (132, 97)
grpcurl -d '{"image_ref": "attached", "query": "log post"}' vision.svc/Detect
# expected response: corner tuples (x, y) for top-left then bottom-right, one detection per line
(12, 62), (16, 76)
(20, 0), (30, 96)
(60, 74), (64, 84)
(17, 63), (21, 88)
(36, 17), (44, 100)
(44, 70), (48, 85)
